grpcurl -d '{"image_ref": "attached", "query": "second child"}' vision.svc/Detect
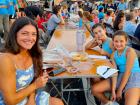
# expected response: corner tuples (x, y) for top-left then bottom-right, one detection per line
(92, 30), (140, 105)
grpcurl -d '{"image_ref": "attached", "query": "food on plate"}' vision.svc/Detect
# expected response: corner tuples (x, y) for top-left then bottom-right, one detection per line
(71, 52), (88, 61)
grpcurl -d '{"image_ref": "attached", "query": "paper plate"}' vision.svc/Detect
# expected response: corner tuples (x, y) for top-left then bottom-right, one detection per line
(70, 52), (88, 61)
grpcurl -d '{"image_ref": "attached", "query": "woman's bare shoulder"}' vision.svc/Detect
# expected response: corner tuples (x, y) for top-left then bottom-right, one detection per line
(0, 53), (15, 72)
(0, 53), (13, 61)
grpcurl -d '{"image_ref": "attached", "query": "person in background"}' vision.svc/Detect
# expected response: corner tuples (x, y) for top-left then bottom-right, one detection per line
(92, 30), (140, 105)
(17, 0), (27, 17)
(91, 9), (99, 24)
(0, 17), (64, 105)
(138, 8), (140, 24)
(47, 5), (65, 36)
(24, 5), (45, 31)
(113, 11), (125, 31)
(44, 0), (49, 8)
(102, 0), (108, 13)
(61, 4), (69, 19)
(24, 6), (50, 46)
(117, 0), (128, 11)
(97, 3), (104, 13)
(78, 11), (83, 28)
(104, 9), (115, 27)
(70, 2), (78, 13)
(25, 6), (48, 29)
(83, 11), (94, 29)
(133, 7), (140, 24)
(85, 23), (113, 58)
(78, 4), (84, 14)
(98, 7), (105, 22)
(24, 5), (43, 21)
(123, 12), (137, 36)
(84, 0), (92, 12)
(134, 23), (140, 41)
(107, 1), (115, 11)
(0, 0), (10, 41)
(91, 1), (97, 12)
(44, 11), (52, 22)
(133, 24), (140, 51)
(8, 0), (19, 25)
(113, 0), (119, 12)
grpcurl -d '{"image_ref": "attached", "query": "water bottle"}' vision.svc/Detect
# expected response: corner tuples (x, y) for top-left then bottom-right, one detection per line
(76, 30), (86, 52)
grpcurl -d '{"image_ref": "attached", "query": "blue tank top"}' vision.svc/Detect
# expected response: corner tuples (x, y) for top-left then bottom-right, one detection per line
(0, 65), (34, 105)
(102, 38), (113, 54)
(114, 47), (140, 73)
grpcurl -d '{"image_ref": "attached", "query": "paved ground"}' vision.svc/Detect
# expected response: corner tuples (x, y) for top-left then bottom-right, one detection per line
(45, 78), (87, 105)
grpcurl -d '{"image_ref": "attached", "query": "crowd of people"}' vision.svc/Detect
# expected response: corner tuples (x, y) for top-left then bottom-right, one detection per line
(0, 0), (140, 105)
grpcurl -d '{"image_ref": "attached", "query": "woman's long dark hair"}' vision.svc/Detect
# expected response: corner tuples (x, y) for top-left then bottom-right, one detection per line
(4, 17), (42, 78)
(113, 11), (125, 31)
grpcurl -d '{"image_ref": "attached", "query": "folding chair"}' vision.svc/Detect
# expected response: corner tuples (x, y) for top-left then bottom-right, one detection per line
(42, 22), (48, 33)
(103, 23), (115, 38)
(128, 35), (140, 64)
(42, 22), (51, 39)
(127, 35), (140, 46)
(39, 29), (50, 48)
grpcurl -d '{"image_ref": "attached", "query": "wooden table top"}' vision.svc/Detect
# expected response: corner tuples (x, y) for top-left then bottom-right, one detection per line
(45, 26), (112, 79)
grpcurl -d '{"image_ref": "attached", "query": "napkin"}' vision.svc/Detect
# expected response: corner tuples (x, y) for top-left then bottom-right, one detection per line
(51, 43), (70, 57)
(43, 53), (63, 63)
(88, 55), (107, 59)
(91, 46), (101, 51)
(97, 66), (118, 78)
(43, 44), (70, 63)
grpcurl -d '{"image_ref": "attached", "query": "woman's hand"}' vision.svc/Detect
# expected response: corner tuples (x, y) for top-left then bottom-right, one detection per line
(25, 92), (36, 105)
(116, 89), (122, 101)
(34, 72), (49, 89)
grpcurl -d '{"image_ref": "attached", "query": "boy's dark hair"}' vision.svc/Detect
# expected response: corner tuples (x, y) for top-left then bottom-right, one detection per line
(113, 30), (128, 41)
(53, 5), (61, 15)
(92, 23), (105, 31)
(99, 7), (103, 12)
(106, 10), (113, 16)
(4, 17), (42, 78)
(24, 6), (43, 20)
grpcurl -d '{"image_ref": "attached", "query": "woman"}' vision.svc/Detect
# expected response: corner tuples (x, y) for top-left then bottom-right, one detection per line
(0, 17), (63, 105)
(113, 11), (125, 31)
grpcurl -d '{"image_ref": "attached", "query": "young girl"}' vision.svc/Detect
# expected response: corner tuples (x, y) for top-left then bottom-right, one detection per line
(92, 30), (140, 105)
(85, 23), (113, 58)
